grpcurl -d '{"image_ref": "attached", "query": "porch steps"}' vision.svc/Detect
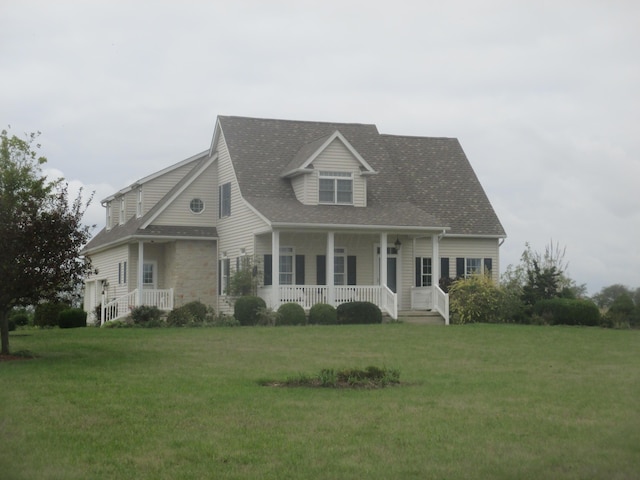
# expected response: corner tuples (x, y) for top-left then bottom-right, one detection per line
(396, 310), (446, 325)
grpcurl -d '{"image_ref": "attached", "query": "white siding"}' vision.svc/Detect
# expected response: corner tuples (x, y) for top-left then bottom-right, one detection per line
(84, 244), (129, 302)
(153, 161), (217, 227)
(305, 139), (367, 207)
(141, 162), (199, 215)
(439, 237), (500, 283)
(291, 175), (306, 202)
(216, 130), (268, 266)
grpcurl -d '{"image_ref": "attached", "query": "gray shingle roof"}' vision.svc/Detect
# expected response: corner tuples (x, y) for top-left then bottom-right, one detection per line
(219, 116), (505, 236)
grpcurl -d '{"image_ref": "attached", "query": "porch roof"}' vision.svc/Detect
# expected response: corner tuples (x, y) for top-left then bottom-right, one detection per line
(245, 196), (446, 230)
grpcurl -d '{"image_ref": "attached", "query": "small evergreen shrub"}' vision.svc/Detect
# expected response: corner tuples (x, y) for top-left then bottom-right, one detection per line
(34, 302), (70, 328)
(234, 296), (266, 326)
(9, 310), (31, 327)
(533, 298), (601, 326)
(167, 301), (212, 327)
(336, 301), (382, 325)
(58, 308), (87, 329)
(308, 303), (337, 325)
(130, 305), (163, 327)
(276, 303), (307, 326)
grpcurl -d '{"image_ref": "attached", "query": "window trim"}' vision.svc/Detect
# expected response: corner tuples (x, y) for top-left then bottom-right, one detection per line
(219, 182), (231, 218)
(142, 261), (157, 288)
(465, 258), (483, 278)
(190, 198), (205, 214)
(318, 171), (353, 205)
(279, 246), (295, 285)
(106, 203), (112, 230)
(334, 247), (347, 286)
(119, 197), (125, 225)
(416, 257), (432, 287)
(136, 187), (143, 218)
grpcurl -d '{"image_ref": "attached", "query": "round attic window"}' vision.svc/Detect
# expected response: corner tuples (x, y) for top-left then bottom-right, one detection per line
(190, 198), (204, 214)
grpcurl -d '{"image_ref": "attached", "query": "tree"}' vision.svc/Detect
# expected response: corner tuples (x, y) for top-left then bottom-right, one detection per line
(592, 284), (633, 309)
(0, 128), (93, 354)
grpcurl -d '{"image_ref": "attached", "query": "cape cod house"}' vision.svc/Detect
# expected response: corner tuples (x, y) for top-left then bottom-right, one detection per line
(81, 115), (506, 324)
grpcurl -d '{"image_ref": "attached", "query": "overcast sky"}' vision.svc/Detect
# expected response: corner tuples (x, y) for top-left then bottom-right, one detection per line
(2, 0), (638, 295)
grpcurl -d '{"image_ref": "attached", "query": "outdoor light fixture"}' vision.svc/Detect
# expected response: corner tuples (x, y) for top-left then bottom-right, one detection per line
(394, 237), (402, 250)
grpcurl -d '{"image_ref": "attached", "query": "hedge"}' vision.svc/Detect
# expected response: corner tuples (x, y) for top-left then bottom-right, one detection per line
(533, 298), (601, 326)
(336, 301), (382, 325)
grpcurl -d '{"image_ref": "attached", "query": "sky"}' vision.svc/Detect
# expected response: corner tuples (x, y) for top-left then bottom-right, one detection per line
(1, 0), (639, 295)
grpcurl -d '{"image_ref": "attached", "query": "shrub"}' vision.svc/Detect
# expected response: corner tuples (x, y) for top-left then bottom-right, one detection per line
(276, 303), (307, 326)
(9, 310), (30, 327)
(130, 305), (163, 327)
(255, 307), (278, 326)
(209, 314), (240, 327)
(167, 301), (212, 327)
(532, 298), (601, 326)
(34, 302), (70, 328)
(101, 319), (132, 328)
(336, 301), (382, 325)
(58, 308), (87, 329)
(449, 275), (504, 324)
(234, 296), (266, 326)
(308, 303), (338, 325)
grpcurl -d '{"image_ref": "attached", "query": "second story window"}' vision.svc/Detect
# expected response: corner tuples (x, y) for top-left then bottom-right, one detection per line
(136, 187), (143, 217)
(319, 171), (353, 205)
(219, 182), (231, 218)
(106, 202), (112, 230)
(119, 197), (125, 224)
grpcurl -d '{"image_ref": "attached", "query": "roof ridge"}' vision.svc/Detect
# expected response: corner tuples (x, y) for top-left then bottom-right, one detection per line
(219, 114), (378, 129)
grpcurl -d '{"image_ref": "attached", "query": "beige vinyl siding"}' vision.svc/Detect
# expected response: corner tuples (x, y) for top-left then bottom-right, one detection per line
(140, 161), (200, 215)
(439, 237), (500, 282)
(84, 244), (129, 301)
(153, 161), (217, 227)
(291, 175), (306, 203)
(308, 139), (367, 207)
(216, 130), (268, 265)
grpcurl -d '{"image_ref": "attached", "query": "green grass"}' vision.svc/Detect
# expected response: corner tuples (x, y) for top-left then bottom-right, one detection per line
(1, 324), (639, 479)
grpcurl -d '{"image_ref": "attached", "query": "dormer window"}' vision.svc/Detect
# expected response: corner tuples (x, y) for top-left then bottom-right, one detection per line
(319, 171), (353, 205)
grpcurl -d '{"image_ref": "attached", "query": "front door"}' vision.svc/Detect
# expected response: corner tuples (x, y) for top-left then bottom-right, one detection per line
(375, 247), (398, 294)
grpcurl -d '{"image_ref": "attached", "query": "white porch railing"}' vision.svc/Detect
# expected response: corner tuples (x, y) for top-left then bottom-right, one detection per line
(101, 288), (174, 324)
(434, 285), (450, 325)
(257, 285), (398, 320)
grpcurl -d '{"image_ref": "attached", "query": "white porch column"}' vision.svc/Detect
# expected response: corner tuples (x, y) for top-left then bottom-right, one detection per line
(431, 233), (440, 308)
(380, 232), (388, 287)
(271, 230), (280, 308)
(326, 231), (335, 306)
(137, 241), (144, 306)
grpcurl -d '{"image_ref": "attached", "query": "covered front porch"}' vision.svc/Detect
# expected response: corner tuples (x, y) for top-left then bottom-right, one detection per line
(251, 229), (449, 323)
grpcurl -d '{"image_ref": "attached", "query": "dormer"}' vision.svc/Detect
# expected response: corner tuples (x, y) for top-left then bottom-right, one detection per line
(280, 130), (377, 207)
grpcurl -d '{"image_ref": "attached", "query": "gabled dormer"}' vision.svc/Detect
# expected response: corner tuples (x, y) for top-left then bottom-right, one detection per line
(280, 130), (377, 207)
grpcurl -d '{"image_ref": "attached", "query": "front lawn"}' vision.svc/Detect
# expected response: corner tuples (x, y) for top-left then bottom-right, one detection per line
(1, 324), (639, 479)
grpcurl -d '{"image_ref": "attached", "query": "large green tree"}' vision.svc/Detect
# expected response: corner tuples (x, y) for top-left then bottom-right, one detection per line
(0, 128), (92, 354)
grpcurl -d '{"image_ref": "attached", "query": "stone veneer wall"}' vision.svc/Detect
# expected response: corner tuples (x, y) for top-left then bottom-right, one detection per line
(167, 240), (217, 310)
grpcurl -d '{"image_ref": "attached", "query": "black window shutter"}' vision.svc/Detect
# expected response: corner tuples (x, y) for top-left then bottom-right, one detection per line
(316, 255), (326, 285)
(296, 255), (305, 285)
(236, 257), (240, 272)
(264, 254), (272, 286)
(484, 258), (493, 275)
(456, 258), (465, 278)
(218, 259), (221, 295)
(440, 257), (449, 281)
(225, 259), (230, 292)
(218, 185), (222, 218)
(347, 256), (357, 285)
(415, 257), (421, 287)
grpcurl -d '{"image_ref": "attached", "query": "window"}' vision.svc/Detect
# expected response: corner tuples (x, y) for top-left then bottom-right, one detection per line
(118, 261), (128, 285)
(219, 257), (230, 295)
(279, 247), (294, 285)
(190, 198), (204, 214)
(334, 248), (347, 285)
(415, 257), (432, 287)
(219, 182), (231, 217)
(319, 171), (353, 204)
(466, 258), (482, 277)
(136, 188), (143, 217)
(119, 197), (125, 224)
(143, 263), (154, 286)
(106, 203), (112, 230)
